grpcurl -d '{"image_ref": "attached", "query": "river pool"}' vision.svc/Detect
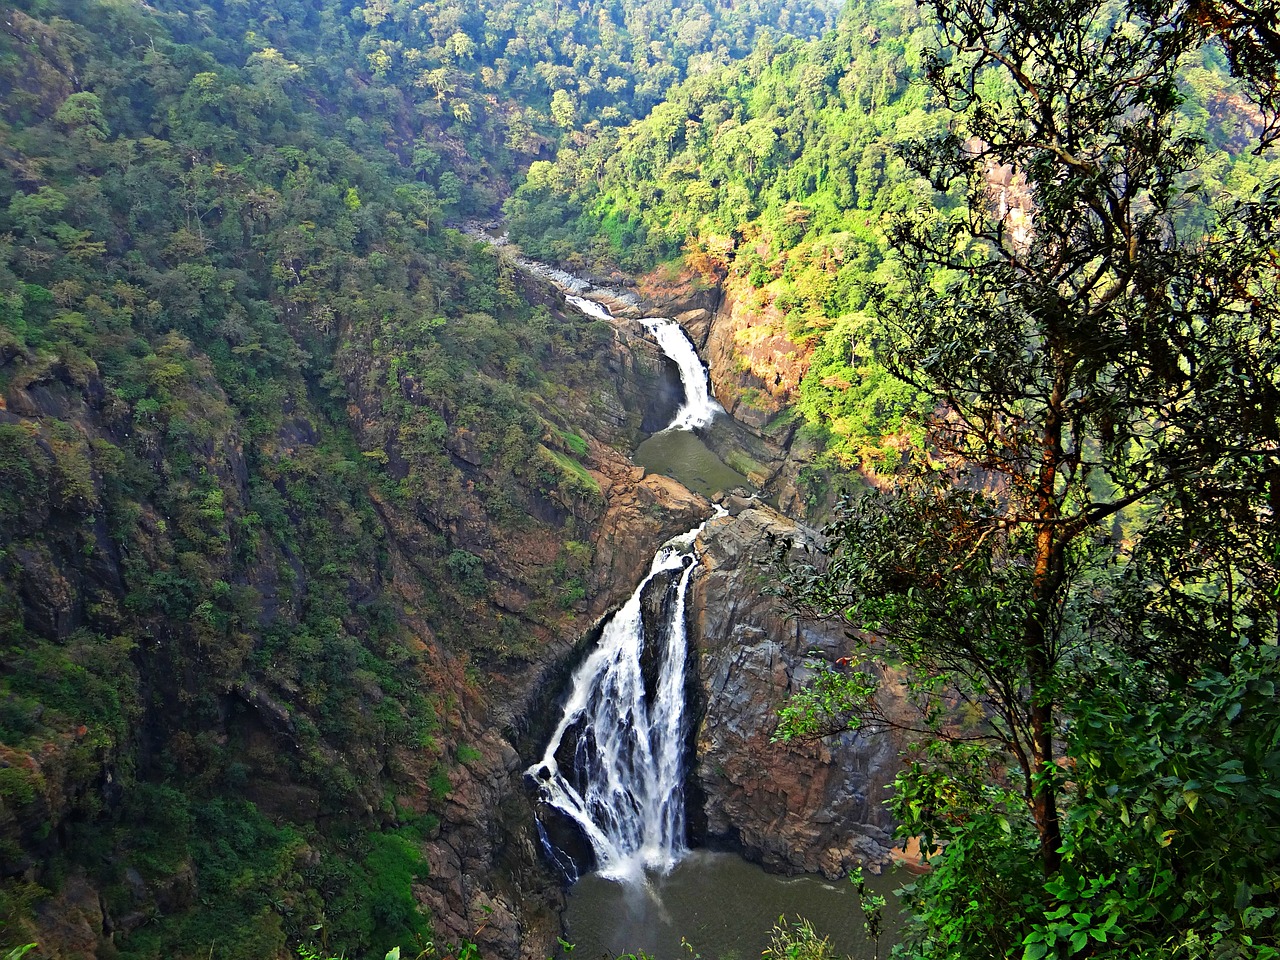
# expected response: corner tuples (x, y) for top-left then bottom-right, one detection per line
(634, 429), (749, 500)
(563, 851), (903, 960)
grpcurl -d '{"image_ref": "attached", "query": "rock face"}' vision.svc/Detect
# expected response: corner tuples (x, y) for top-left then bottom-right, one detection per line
(506, 262), (902, 889)
(413, 711), (561, 960)
(688, 505), (903, 877)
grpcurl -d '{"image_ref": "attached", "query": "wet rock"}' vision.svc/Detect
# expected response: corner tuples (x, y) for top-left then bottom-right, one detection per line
(418, 719), (566, 960)
(589, 472), (711, 619)
(688, 506), (905, 878)
(635, 271), (723, 337)
(13, 543), (78, 640)
(638, 566), (684, 705)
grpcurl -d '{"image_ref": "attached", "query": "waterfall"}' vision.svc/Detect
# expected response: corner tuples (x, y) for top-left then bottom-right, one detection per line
(638, 316), (723, 430)
(566, 294), (723, 431)
(566, 293), (614, 322)
(526, 271), (725, 885)
(527, 523), (708, 884)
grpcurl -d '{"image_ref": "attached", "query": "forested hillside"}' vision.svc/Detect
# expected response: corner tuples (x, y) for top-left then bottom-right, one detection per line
(348, 0), (839, 138)
(507, 0), (1280, 473)
(3, 0), (1279, 955)
(0, 0), (828, 956)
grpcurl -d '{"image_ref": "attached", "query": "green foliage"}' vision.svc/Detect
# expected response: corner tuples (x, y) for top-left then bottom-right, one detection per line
(558, 431), (589, 458)
(455, 743), (483, 765)
(111, 793), (307, 960)
(0, 0), (689, 952)
(349, 0), (838, 150)
(886, 742), (1043, 958)
(762, 916), (837, 960)
(0, 425), (47, 525)
(849, 867), (886, 960)
(889, 648), (1280, 960)
(0, 882), (46, 952)
(1034, 646), (1280, 958)
(446, 549), (488, 598)
(503, 0), (949, 471)
(507, 0), (1280, 481)
(316, 824), (434, 952)
(752, 0), (1280, 954)
(111, 788), (439, 960)
(772, 661), (877, 742)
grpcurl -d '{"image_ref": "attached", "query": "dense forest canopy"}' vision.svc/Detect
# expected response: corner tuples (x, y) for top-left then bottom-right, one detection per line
(349, 0), (840, 133)
(762, 0), (1276, 955)
(506, 0), (1280, 473)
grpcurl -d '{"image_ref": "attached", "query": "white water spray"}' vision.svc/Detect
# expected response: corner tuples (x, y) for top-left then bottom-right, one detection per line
(528, 523), (709, 883)
(566, 293), (723, 432)
(526, 267), (724, 885)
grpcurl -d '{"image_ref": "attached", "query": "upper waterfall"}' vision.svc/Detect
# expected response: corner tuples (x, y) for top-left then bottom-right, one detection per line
(566, 294), (723, 432)
(461, 234), (725, 435)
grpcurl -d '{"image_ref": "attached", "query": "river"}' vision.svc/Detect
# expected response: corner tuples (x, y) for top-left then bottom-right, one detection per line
(565, 852), (903, 960)
(507, 249), (901, 960)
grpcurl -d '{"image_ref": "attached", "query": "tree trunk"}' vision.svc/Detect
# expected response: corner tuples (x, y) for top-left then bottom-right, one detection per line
(1023, 350), (1071, 877)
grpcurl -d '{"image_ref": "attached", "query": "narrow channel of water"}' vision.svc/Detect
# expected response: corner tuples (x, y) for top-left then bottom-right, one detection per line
(527, 523), (709, 883)
(564, 851), (903, 960)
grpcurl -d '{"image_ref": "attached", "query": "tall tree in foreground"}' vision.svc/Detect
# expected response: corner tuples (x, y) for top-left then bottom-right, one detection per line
(776, 0), (1280, 955)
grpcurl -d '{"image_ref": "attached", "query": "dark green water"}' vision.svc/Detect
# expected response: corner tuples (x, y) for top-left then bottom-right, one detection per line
(634, 430), (749, 499)
(564, 851), (902, 960)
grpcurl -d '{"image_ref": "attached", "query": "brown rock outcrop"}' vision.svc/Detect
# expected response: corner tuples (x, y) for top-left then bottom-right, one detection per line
(589, 470), (712, 619)
(688, 505), (903, 878)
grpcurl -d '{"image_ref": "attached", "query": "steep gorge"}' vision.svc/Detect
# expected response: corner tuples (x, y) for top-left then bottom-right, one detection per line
(1, 220), (901, 958)
(507, 262), (905, 888)
(0, 0), (909, 955)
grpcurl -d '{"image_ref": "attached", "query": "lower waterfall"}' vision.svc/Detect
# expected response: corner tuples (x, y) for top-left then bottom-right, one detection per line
(527, 522), (709, 884)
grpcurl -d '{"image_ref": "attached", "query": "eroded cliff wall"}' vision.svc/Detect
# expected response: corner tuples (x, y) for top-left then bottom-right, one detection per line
(688, 505), (902, 878)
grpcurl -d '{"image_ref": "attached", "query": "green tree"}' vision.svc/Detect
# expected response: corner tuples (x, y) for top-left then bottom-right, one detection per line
(53, 91), (109, 140)
(1187, 0), (1280, 144)
(550, 88), (577, 130)
(776, 0), (1280, 953)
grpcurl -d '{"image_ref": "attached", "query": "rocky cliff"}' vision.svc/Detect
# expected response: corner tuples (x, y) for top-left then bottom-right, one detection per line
(687, 504), (902, 877)
(489, 264), (902, 891)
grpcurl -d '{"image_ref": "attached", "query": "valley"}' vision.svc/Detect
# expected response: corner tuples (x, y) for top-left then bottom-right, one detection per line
(0, 0), (1277, 957)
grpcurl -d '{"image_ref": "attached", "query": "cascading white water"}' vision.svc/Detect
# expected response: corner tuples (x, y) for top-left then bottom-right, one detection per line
(638, 316), (723, 430)
(566, 294), (723, 431)
(519, 258), (592, 295)
(566, 293), (613, 322)
(527, 524), (707, 883)
(527, 274), (726, 886)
